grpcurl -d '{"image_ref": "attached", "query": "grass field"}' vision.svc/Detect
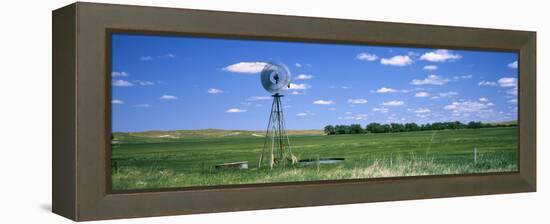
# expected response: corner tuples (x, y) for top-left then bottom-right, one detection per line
(111, 127), (518, 190)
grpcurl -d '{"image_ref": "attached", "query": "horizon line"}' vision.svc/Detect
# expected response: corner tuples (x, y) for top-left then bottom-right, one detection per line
(112, 120), (517, 133)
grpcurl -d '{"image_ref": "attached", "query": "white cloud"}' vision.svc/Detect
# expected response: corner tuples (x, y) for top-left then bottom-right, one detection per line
(139, 56), (154, 61)
(246, 96), (271, 101)
(356, 52), (379, 61)
(160, 95), (177, 100)
(419, 49), (462, 62)
(291, 91), (303, 95)
(444, 101), (488, 113)
(313, 100), (335, 105)
(415, 92), (430, 97)
(508, 60), (518, 69)
(134, 104), (150, 108)
(112, 71), (129, 77)
(372, 107), (389, 113)
(226, 108), (247, 113)
(140, 54), (174, 61)
(295, 74), (313, 80)
(347, 98), (368, 104)
(342, 113), (368, 121)
(376, 87), (397, 93)
(296, 112), (309, 116)
(478, 80), (497, 86)
(498, 77), (517, 87)
(414, 108), (431, 113)
(207, 88), (223, 94)
(479, 97), (488, 102)
(507, 86), (518, 96)
(112, 99), (124, 104)
(134, 80), (154, 86)
(382, 100), (404, 106)
(295, 63), (302, 68)
(416, 114), (430, 119)
(112, 79), (133, 87)
(438, 92), (458, 98)
(288, 83), (311, 90)
(410, 75), (450, 85)
(423, 65), (438, 70)
(380, 55), (413, 66)
(453, 75), (472, 80)
(222, 62), (268, 74)
(508, 99), (518, 104)
(479, 77), (517, 88)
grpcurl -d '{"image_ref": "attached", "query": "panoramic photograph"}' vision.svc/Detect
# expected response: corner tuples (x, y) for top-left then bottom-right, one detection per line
(110, 33), (519, 191)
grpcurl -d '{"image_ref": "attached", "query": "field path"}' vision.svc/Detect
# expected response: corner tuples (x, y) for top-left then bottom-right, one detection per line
(426, 130), (438, 154)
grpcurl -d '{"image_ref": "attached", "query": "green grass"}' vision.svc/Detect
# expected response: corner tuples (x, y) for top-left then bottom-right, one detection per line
(111, 127), (518, 190)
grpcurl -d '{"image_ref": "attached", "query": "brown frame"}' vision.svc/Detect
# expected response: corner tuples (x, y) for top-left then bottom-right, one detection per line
(53, 2), (536, 221)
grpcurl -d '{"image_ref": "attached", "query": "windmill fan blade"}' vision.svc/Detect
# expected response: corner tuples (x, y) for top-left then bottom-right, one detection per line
(261, 63), (291, 94)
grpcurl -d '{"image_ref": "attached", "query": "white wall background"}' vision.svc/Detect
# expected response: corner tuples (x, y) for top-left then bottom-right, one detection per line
(0, 0), (547, 223)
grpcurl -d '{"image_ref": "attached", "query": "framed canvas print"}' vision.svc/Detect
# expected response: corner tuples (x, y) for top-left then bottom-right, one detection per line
(52, 2), (536, 221)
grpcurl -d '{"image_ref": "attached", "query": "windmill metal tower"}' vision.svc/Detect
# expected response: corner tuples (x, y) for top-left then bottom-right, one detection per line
(258, 63), (297, 169)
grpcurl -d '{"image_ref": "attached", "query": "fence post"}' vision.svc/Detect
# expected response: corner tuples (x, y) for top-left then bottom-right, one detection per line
(474, 147), (477, 165)
(316, 155), (320, 173)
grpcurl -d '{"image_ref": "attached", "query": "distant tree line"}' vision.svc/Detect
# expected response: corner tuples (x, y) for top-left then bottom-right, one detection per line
(324, 121), (516, 135)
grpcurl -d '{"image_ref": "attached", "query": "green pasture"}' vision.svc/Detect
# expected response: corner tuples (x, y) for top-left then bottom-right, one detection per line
(111, 127), (518, 190)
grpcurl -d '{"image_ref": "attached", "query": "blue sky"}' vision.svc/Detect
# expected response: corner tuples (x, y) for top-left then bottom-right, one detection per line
(111, 34), (518, 132)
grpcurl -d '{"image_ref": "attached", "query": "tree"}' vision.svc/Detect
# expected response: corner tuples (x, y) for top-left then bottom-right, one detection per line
(349, 124), (364, 134)
(366, 122), (383, 133)
(325, 120), (496, 135)
(467, 121), (483, 129)
(381, 124), (391, 133)
(390, 123), (404, 132)
(405, 122), (419, 132)
(452, 121), (465, 129)
(421, 123), (432, 131)
(324, 125), (336, 135)
(335, 125), (350, 135)
(431, 122), (444, 130)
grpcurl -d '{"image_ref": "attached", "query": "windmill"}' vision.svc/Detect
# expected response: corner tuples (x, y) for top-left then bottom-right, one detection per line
(258, 63), (297, 169)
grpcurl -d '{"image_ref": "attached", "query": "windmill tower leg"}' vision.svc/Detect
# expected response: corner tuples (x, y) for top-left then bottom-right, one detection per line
(259, 94), (296, 169)
(258, 97), (275, 169)
(278, 98), (298, 164)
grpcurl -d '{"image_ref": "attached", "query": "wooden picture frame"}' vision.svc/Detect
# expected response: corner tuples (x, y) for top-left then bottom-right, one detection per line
(52, 2), (536, 221)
